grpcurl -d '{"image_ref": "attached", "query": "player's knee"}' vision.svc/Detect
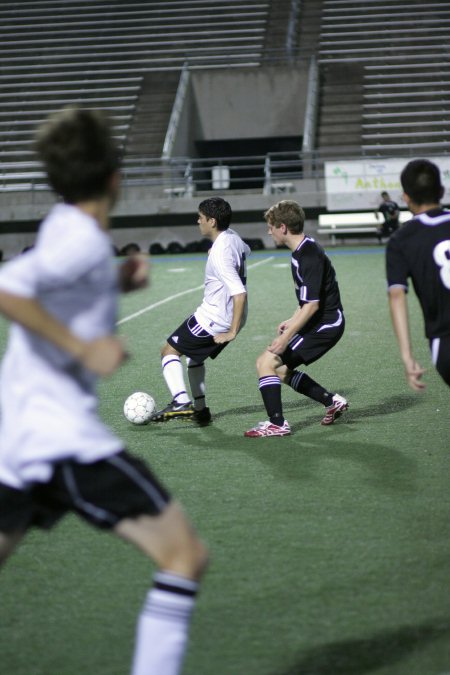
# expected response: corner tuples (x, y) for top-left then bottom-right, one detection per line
(159, 504), (209, 579)
(256, 350), (275, 374)
(161, 342), (177, 358)
(0, 530), (22, 566)
(278, 366), (291, 384)
(255, 352), (267, 372)
(166, 534), (209, 581)
(189, 537), (209, 579)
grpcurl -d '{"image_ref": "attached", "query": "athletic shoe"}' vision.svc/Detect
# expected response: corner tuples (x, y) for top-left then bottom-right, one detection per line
(244, 420), (291, 437)
(151, 400), (194, 422)
(321, 394), (348, 426)
(193, 407), (212, 426)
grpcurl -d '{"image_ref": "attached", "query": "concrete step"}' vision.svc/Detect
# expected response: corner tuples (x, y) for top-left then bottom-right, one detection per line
(321, 94), (363, 106)
(319, 123), (362, 134)
(318, 132), (362, 146)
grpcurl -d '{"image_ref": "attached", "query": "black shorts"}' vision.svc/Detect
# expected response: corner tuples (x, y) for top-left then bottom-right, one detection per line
(0, 450), (171, 534)
(167, 314), (227, 362)
(431, 335), (450, 387)
(281, 311), (345, 369)
(379, 220), (399, 237)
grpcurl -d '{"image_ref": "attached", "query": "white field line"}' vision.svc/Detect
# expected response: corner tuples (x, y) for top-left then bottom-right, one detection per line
(117, 255), (274, 326)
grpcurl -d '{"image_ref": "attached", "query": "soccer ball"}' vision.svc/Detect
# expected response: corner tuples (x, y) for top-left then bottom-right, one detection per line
(123, 392), (156, 425)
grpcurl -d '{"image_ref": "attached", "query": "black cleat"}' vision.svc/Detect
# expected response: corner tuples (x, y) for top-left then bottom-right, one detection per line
(151, 400), (194, 422)
(193, 407), (212, 426)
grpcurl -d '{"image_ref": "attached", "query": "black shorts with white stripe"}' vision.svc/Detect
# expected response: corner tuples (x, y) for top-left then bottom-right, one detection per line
(167, 314), (227, 362)
(0, 450), (171, 533)
(431, 334), (450, 387)
(281, 310), (345, 369)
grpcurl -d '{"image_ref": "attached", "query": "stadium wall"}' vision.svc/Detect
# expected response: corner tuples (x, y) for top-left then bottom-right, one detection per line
(169, 64), (308, 157)
(0, 185), (324, 259)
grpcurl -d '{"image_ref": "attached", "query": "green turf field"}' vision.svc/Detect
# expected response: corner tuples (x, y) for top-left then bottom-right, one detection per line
(0, 246), (449, 675)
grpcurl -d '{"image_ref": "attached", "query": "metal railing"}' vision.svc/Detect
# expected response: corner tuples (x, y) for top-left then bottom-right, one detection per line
(161, 63), (190, 160)
(302, 55), (319, 156)
(3, 144), (450, 197)
(122, 152), (305, 195)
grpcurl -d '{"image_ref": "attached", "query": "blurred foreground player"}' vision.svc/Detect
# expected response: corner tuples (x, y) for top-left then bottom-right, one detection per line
(386, 158), (450, 390)
(0, 107), (208, 675)
(245, 200), (348, 437)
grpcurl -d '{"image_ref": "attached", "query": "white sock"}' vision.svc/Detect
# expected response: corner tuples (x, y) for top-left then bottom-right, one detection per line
(131, 571), (198, 675)
(186, 358), (206, 411)
(161, 355), (190, 404)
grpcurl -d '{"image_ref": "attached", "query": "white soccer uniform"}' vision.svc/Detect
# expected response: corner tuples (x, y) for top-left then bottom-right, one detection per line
(194, 228), (250, 333)
(0, 204), (123, 489)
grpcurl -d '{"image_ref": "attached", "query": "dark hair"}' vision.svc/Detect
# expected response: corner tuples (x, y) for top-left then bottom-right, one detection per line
(34, 106), (121, 203)
(400, 159), (443, 205)
(198, 197), (232, 231)
(120, 242), (141, 256)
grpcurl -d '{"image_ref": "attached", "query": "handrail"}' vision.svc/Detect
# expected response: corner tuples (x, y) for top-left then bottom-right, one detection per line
(162, 62), (190, 160)
(3, 146), (450, 195)
(302, 55), (319, 155)
(286, 0), (300, 59)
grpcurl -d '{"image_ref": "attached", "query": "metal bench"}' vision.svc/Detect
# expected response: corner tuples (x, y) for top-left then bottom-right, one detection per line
(317, 211), (411, 245)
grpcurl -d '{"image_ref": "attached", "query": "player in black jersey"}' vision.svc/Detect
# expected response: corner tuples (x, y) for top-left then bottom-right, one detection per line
(386, 158), (450, 390)
(245, 200), (348, 437)
(376, 191), (400, 241)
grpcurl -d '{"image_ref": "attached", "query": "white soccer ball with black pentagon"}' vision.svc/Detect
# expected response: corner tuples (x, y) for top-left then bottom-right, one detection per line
(123, 391), (156, 425)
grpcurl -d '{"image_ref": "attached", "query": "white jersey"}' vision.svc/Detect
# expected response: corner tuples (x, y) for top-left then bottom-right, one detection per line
(0, 204), (123, 489)
(194, 228), (250, 333)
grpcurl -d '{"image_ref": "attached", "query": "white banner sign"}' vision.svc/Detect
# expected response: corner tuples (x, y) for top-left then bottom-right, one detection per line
(324, 157), (450, 211)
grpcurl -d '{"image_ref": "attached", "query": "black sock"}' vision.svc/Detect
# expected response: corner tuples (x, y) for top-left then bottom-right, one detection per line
(288, 371), (333, 406)
(259, 375), (285, 425)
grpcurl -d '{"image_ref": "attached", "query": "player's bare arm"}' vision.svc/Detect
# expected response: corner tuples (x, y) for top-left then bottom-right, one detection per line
(80, 336), (128, 376)
(269, 301), (319, 355)
(0, 291), (126, 377)
(388, 286), (426, 391)
(213, 291), (247, 344)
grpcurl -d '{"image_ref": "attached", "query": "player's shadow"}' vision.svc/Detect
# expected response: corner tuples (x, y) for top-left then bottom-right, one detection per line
(145, 393), (420, 447)
(213, 393), (420, 430)
(271, 616), (450, 675)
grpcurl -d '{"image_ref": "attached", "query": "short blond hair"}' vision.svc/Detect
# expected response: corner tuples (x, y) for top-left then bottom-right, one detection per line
(264, 200), (305, 234)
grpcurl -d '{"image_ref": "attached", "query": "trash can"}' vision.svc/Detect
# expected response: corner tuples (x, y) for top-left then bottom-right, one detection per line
(212, 165), (230, 190)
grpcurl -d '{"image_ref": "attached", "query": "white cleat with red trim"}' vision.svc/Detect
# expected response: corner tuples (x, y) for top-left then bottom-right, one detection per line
(244, 420), (291, 437)
(321, 394), (348, 426)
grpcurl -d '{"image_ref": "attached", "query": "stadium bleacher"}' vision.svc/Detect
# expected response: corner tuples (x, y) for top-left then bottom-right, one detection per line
(317, 0), (450, 154)
(0, 0), (448, 234)
(0, 0), (272, 168)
